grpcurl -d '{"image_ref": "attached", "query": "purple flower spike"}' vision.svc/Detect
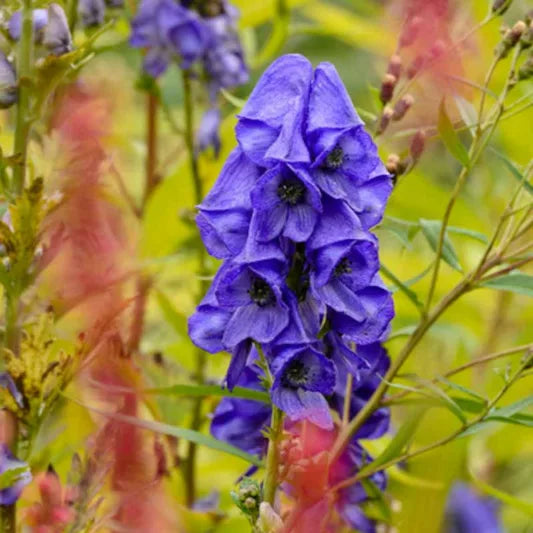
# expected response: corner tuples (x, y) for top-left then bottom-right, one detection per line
(271, 346), (336, 429)
(0, 53), (18, 109)
(0, 445), (32, 505)
(236, 54), (314, 166)
(8, 9), (49, 41)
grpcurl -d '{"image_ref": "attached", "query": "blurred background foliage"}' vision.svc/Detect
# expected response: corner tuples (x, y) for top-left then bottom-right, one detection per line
(1, 0), (531, 531)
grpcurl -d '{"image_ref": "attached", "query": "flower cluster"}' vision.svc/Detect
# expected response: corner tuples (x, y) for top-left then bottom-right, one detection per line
(78, 0), (124, 29)
(190, 52), (393, 530)
(129, 0), (248, 154)
(129, 0), (247, 87)
(7, 4), (73, 57)
(190, 53), (393, 426)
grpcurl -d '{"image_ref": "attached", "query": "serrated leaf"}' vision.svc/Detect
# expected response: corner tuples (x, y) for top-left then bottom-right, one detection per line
(490, 149), (533, 195)
(438, 99), (470, 167)
(419, 219), (462, 272)
(480, 273), (533, 297)
(145, 383), (270, 404)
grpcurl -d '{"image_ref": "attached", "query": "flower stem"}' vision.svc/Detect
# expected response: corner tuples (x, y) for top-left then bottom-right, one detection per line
(263, 405), (284, 506)
(12, 0), (34, 195)
(182, 70), (208, 507)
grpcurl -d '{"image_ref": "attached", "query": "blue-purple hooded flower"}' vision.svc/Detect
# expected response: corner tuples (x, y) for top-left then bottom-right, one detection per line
(8, 9), (48, 41)
(130, 0), (209, 77)
(0, 445), (32, 505)
(444, 483), (504, 533)
(271, 346), (336, 429)
(78, 0), (106, 28)
(43, 3), (73, 56)
(236, 54), (313, 167)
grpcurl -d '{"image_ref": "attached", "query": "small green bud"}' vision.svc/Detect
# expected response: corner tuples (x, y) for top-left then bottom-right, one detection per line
(492, 0), (513, 15)
(243, 497), (257, 510)
(518, 54), (533, 80)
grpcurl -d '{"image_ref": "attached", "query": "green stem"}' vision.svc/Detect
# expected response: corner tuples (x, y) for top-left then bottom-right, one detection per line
(12, 0), (34, 195)
(263, 405), (284, 506)
(182, 71), (208, 507)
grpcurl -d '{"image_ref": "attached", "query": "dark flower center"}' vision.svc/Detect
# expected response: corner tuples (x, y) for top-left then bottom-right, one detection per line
(277, 179), (306, 206)
(334, 257), (352, 277)
(324, 145), (344, 170)
(283, 360), (308, 387)
(248, 278), (275, 307)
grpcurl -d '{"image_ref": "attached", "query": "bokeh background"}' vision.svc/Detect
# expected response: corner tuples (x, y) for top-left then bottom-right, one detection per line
(1, 0), (531, 531)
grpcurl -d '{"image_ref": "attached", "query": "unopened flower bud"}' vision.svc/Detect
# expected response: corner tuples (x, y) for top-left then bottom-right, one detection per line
(386, 154), (401, 175)
(377, 106), (393, 135)
(380, 74), (397, 105)
(387, 54), (402, 79)
(78, 0), (106, 28)
(407, 55), (426, 79)
(0, 52), (18, 109)
(410, 130), (426, 163)
(497, 21), (527, 58)
(492, 0), (512, 15)
(256, 502), (283, 533)
(43, 4), (73, 57)
(392, 94), (414, 121)
(526, 10), (533, 26)
(244, 497), (257, 510)
(520, 21), (533, 49)
(399, 16), (423, 48)
(518, 54), (533, 80)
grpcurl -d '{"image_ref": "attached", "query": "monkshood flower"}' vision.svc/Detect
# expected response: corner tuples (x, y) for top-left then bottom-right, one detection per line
(270, 346), (336, 429)
(8, 8), (48, 41)
(0, 52), (18, 109)
(202, 1), (248, 98)
(0, 444), (32, 505)
(8, 5), (72, 57)
(78, 0), (106, 28)
(43, 4), (73, 56)
(130, 0), (209, 77)
(444, 483), (504, 533)
(196, 107), (222, 156)
(329, 342), (390, 439)
(211, 362), (271, 458)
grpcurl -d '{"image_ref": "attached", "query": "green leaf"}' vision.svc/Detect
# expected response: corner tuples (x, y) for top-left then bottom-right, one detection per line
(419, 219), (462, 272)
(381, 263), (424, 313)
(155, 290), (188, 337)
(490, 149), (533, 195)
(402, 375), (467, 424)
(480, 273), (533, 297)
(437, 98), (470, 167)
(361, 410), (424, 473)
(470, 474), (533, 517)
(437, 377), (487, 403)
(220, 88), (246, 109)
(0, 467), (29, 490)
(360, 479), (392, 524)
(446, 225), (488, 244)
(489, 394), (533, 418)
(145, 383), (271, 404)
(454, 95), (478, 137)
(68, 397), (263, 466)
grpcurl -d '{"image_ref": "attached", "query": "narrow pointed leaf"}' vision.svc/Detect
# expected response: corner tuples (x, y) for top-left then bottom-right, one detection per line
(438, 99), (470, 167)
(480, 273), (533, 297)
(419, 219), (462, 272)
